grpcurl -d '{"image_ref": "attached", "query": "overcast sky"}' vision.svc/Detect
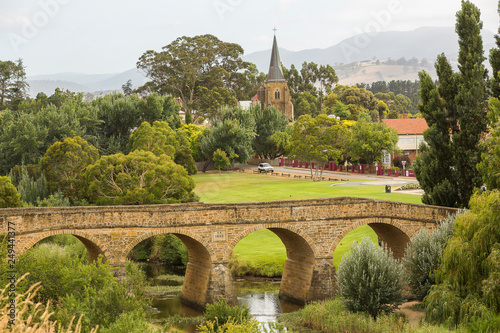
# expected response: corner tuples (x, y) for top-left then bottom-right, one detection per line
(0, 0), (498, 76)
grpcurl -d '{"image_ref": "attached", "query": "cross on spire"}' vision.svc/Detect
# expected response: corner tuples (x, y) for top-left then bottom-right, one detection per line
(273, 27), (277, 35)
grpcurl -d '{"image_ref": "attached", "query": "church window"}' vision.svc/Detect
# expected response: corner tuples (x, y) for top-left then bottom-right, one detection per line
(275, 89), (281, 100)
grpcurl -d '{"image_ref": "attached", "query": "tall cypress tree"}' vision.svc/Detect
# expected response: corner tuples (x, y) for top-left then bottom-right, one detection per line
(415, 1), (488, 208)
(489, 1), (500, 97)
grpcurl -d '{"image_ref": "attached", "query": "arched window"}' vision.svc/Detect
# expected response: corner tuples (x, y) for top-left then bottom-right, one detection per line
(275, 89), (281, 100)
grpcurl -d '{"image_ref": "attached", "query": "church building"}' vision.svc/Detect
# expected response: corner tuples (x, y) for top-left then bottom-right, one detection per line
(257, 33), (294, 121)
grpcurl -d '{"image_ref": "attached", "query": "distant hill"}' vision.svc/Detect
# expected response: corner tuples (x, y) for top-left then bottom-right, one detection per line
(26, 26), (495, 96)
(245, 26), (495, 84)
(27, 68), (148, 97)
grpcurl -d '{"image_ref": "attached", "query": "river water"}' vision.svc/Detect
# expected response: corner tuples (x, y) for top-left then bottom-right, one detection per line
(141, 263), (303, 332)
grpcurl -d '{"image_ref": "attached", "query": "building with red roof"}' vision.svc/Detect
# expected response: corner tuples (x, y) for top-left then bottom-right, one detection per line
(382, 115), (428, 166)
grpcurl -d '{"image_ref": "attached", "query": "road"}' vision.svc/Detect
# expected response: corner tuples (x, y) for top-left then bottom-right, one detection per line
(238, 164), (424, 195)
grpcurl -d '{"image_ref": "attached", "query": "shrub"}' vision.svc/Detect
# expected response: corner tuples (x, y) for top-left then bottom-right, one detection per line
(403, 214), (456, 300)
(99, 310), (161, 333)
(393, 155), (411, 169)
(197, 317), (261, 333)
(337, 237), (405, 319)
(399, 183), (421, 190)
(202, 298), (250, 331)
(9, 243), (149, 332)
(16, 166), (49, 204)
(0, 175), (22, 208)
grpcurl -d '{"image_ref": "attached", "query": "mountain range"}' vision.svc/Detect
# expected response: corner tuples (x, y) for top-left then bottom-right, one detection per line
(26, 27), (496, 97)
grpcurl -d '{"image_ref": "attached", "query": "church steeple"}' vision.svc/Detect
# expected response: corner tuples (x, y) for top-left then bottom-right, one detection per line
(257, 29), (294, 121)
(267, 30), (286, 82)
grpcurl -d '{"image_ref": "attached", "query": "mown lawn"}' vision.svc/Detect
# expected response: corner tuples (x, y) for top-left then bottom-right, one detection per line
(194, 172), (422, 204)
(193, 171), (421, 273)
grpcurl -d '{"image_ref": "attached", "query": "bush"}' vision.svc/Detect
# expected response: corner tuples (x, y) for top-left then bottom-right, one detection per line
(0, 175), (22, 208)
(337, 237), (405, 319)
(202, 298), (250, 331)
(403, 214), (456, 300)
(393, 155), (411, 169)
(99, 310), (161, 333)
(9, 243), (149, 333)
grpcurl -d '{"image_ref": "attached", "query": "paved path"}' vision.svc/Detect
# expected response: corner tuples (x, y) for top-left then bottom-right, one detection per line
(237, 164), (424, 195)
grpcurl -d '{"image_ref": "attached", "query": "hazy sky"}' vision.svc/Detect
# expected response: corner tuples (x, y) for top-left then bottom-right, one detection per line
(1, 0), (498, 76)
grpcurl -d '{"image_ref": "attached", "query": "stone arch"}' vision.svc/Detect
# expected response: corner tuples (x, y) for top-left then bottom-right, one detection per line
(120, 228), (214, 308)
(332, 218), (413, 260)
(121, 228), (214, 263)
(225, 224), (319, 262)
(21, 230), (109, 263)
(228, 224), (318, 304)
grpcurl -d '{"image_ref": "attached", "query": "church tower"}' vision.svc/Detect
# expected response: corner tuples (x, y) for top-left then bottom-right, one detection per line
(257, 32), (294, 121)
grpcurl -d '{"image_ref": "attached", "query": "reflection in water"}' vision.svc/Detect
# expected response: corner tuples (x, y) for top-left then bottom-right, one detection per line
(235, 279), (303, 328)
(142, 263), (303, 331)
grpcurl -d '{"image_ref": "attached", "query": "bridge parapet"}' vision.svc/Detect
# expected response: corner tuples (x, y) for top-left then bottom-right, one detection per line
(0, 197), (459, 309)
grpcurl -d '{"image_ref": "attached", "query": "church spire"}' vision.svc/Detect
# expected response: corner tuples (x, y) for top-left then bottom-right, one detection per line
(267, 29), (286, 82)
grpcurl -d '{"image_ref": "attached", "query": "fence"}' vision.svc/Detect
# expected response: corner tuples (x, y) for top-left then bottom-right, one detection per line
(279, 158), (414, 178)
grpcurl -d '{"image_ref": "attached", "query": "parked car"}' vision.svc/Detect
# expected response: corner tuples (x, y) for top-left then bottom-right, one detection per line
(258, 163), (274, 173)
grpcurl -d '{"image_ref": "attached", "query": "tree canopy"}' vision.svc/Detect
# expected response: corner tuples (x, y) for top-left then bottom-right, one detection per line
(288, 114), (350, 180)
(41, 136), (99, 200)
(136, 34), (249, 121)
(348, 120), (399, 165)
(82, 150), (197, 205)
(253, 107), (289, 159)
(200, 106), (256, 167)
(0, 59), (28, 111)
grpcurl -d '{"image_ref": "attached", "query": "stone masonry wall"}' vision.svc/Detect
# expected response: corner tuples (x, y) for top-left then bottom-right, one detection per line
(0, 197), (458, 308)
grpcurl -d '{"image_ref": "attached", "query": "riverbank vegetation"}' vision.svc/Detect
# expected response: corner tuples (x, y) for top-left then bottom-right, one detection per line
(281, 298), (460, 333)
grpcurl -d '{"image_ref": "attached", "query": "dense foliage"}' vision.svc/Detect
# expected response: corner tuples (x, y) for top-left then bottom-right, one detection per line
(252, 106), (289, 159)
(200, 106), (256, 167)
(0, 240), (150, 333)
(424, 190), (500, 329)
(338, 237), (405, 319)
(478, 98), (500, 190)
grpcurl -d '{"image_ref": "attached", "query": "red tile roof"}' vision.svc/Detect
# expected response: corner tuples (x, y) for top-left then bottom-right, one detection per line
(382, 118), (428, 135)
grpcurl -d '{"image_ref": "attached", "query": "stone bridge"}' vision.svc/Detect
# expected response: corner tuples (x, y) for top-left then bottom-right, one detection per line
(0, 197), (457, 309)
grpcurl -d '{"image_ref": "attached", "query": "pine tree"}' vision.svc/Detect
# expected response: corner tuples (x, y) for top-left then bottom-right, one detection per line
(415, 1), (488, 208)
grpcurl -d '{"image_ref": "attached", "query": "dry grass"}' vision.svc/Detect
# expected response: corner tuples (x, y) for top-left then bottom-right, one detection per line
(0, 273), (98, 333)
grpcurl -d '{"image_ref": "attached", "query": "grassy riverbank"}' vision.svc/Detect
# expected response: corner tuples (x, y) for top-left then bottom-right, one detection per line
(193, 171), (421, 275)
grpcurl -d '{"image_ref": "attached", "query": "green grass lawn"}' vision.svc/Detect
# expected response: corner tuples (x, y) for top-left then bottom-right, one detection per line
(193, 171), (421, 274)
(194, 172), (422, 204)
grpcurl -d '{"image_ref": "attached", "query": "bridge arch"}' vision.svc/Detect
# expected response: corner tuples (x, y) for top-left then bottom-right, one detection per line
(120, 228), (218, 308)
(332, 218), (414, 260)
(22, 230), (109, 263)
(228, 224), (321, 304)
